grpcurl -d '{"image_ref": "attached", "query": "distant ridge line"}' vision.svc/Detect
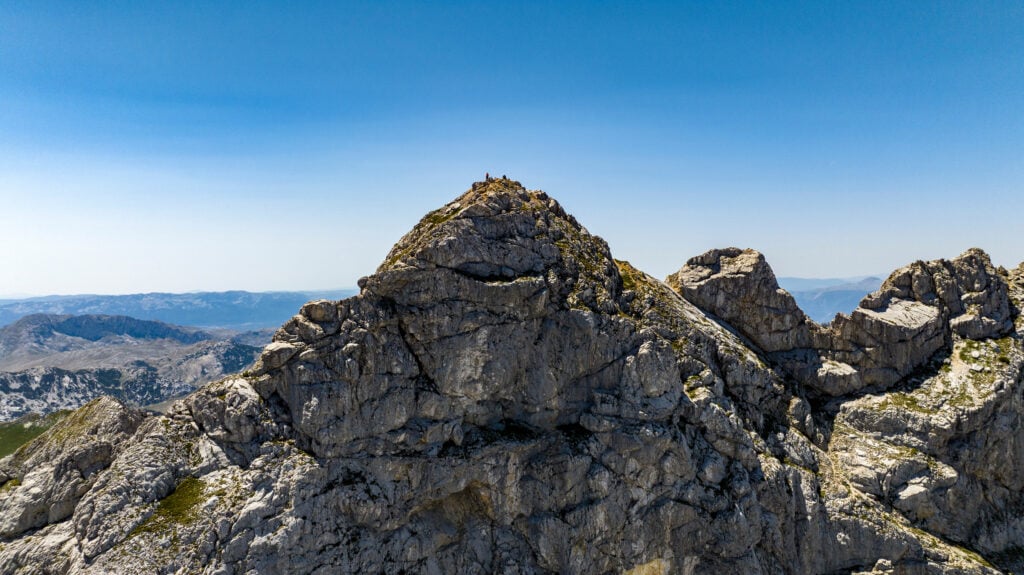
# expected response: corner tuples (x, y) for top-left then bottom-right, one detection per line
(0, 289), (358, 330)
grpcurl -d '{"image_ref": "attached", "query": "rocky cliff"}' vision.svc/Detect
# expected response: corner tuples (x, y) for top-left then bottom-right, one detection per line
(0, 178), (1022, 574)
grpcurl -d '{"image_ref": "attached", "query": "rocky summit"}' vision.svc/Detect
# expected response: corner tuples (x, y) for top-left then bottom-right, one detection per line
(1, 177), (1023, 574)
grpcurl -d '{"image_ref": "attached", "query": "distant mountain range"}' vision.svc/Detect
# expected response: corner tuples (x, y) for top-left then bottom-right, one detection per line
(0, 313), (266, 420)
(777, 276), (883, 324)
(0, 289), (357, 330)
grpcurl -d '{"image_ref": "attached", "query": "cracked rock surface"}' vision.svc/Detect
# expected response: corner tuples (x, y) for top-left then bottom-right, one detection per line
(1, 178), (1022, 574)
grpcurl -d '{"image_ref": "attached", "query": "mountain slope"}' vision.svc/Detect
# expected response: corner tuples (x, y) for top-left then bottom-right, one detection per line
(0, 178), (1021, 574)
(0, 411), (68, 458)
(0, 314), (262, 420)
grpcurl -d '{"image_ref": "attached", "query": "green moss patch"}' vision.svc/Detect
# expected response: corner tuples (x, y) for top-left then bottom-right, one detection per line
(876, 391), (938, 414)
(131, 477), (207, 537)
(1, 478), (21, 493)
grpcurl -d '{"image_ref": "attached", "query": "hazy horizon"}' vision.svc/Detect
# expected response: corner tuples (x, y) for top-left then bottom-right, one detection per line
(3, 2), (1022, 295)
(0, 274), (886, 300)
(0, 287), (359, 299)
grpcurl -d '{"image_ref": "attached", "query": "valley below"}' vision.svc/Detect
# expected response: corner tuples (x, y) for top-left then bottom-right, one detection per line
(0, 314), (266, 420)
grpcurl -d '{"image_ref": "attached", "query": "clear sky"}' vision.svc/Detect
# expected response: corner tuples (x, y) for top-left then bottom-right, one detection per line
(1, 1), (1022, 296)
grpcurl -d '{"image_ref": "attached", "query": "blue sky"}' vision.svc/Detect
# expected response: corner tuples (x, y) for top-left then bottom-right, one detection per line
(1, 1), (1022, 295)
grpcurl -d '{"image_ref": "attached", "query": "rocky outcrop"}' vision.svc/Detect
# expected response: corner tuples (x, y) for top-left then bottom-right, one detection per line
(669, 247), (1014, 396)
(0, 398), (145, 541)
(0, 178), (1021, 574)
(666, 248), (814, 353)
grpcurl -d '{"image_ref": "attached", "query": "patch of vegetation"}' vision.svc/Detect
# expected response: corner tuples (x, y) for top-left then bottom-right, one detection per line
(868, 335), (1023, 415)
(0, 410), (70, 459)
(876, 392), (938, 415)
(956, 336), (1015, 365)
(423, 207), (457, 227)
(1, 477), (21, 493)
(953, 336), (1018, 395)
(219, 344), (260, 373)
(130, 476), (207, 537)
(670, 338), (689, 356)
(614, 259), (680, 315)
(905, 524), (995, 568)
(558, 229), (611, 277)
(616, 259), (639, 292)
(683, 374), (702, 390)
(959, 339), (982, 363)
(43, 400), (113, 448)
(381, 206), (462, 268)
(94, 368), (125, 390)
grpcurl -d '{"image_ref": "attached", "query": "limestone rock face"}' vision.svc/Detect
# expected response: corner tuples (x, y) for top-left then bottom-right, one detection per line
(0, 178), (1021, 574)
(669, 247), (1014, 396)
(666, 247), (814, 352)
(0, 397), (145, 539)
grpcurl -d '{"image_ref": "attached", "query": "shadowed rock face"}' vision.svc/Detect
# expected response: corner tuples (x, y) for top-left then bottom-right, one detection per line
(1, 178), (1022, 574)
(669, 247), (1014, 396)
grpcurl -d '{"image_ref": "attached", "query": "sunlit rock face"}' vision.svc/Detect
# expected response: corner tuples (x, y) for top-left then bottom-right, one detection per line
(1, 178), (1022, 574)
(669, 246), (1014, 397)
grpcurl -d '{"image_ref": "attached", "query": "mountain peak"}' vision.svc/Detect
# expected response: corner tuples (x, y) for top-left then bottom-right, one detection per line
(376, 177), (572, 275)
(366, 177), (621, 315)
(667, 247), (813, 353)
(4, 178), (1024, 574)
(467, 174), (528, 196)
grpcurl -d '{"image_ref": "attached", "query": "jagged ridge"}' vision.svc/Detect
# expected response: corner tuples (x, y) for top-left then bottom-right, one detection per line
(0, 178), (1021, 574)
(668, 247), (1014, 395)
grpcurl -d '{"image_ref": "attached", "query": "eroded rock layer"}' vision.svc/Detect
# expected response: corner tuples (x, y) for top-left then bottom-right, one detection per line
(1, 178), (1022, 574)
